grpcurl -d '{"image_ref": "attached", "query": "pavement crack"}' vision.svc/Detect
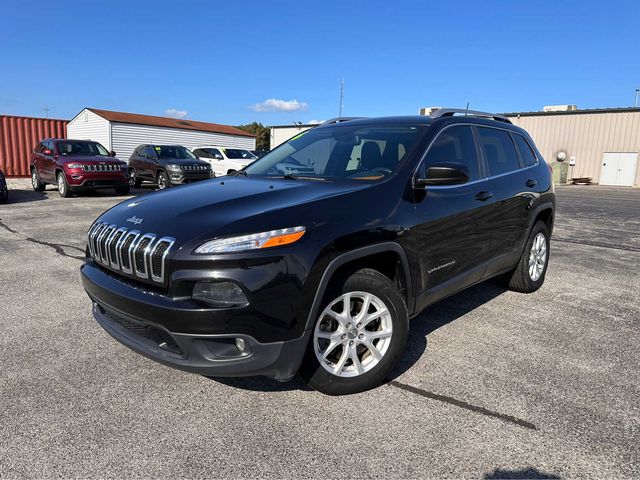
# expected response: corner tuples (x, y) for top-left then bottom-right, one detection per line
(387, 380), (538, 431)
(0, 218), (85, 261)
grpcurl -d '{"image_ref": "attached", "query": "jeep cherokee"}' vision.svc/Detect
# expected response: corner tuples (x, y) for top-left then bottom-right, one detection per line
(81, 110), (555, 395)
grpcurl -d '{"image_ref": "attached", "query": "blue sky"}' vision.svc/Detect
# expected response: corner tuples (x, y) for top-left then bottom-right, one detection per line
(1, 0), (638, 126)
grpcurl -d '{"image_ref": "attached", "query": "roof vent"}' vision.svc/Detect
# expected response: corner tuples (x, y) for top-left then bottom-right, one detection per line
(542, 104), (578, 112)
(177, 121), (192, 126)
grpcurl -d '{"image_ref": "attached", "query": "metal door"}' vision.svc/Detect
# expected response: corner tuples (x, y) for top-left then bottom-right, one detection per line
(600, 153), (638, 186)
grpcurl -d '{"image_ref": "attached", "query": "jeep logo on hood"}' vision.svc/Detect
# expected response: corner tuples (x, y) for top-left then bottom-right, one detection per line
(126, 216), (144, 225)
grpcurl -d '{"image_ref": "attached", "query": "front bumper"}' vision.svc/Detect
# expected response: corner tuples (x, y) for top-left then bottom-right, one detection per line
(66, 171), (128, 189)
(167, 171), (212, 185)
(81, 262), (310, 380)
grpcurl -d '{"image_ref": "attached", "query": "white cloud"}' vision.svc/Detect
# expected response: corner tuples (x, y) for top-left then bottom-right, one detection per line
(250, 98), (309, 112)
(307, 119), (324, 124)
(165, 108), (188, 119)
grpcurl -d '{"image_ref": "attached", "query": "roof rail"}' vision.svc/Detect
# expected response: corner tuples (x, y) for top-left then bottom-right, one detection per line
(317, 117), (365, 127)
(430, 108), (512, 124)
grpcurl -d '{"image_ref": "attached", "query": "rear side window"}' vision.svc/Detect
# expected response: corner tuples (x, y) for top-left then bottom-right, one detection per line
(512, 133), (538, 167)
(477, 127), (520, 176)
(423, 126), (479, 181)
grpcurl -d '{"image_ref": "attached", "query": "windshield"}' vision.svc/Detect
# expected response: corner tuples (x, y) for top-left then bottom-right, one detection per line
(57, 141), (110, 157)
(223, 148), (258, 160)
(244, 124), (425, 180)
(154, 146), (197, 160)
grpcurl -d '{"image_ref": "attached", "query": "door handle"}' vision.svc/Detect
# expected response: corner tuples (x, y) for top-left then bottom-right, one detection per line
(475, 191), (493, 201)
(525, 179), (538, 188)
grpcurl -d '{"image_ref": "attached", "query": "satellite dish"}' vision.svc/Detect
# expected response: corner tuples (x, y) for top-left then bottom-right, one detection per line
(556, 151), (566, 162)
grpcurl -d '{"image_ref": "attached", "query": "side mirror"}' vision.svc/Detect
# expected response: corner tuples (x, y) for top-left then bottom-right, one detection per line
(43, 148), (53, 156)
(110, 150), (117, 157)
(214, 154), (223, 160)
(415, 162), (469, 187)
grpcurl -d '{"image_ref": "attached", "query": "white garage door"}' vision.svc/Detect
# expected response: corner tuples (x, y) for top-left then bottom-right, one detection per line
(600, 152), (638, 186)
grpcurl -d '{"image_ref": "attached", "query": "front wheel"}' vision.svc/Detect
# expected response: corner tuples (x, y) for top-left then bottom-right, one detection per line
(506, 220), (550, 293)
(157, 171), (169, 190)
(31, 169), (46, 191)
(129, 169), (142, 188)
(57, 172), (71, 198)
(299, 269), (409, 395)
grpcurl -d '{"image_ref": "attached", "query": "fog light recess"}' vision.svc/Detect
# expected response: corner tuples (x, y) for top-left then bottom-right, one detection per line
(192, 281), (249, 308)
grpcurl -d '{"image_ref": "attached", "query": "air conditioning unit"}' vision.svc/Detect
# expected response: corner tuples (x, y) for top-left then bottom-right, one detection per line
(543, 104), (578, 112)
(418, 107), (443, 116)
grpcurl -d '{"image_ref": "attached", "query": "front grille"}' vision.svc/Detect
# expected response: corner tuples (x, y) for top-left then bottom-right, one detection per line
(180, 164), (209, 171)
(102, 308), (182, 356)
(83, 164), (120, 172)
(87, 221), (175, 284)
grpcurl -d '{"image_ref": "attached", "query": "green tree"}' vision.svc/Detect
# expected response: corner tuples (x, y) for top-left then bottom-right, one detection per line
(237, 122), (270, 151)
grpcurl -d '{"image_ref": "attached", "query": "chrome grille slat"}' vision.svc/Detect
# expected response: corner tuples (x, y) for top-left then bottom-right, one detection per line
(108, 228), (127, 269)
(121, 231), (140, 274)
(93, 223), (111, 262)
(149, 237), (175, 283)
(133, 234), (155, 279)
(99, 225), (117, 265)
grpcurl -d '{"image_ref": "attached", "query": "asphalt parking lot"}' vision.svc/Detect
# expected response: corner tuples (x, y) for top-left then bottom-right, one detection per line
(1, 180), (638, 479)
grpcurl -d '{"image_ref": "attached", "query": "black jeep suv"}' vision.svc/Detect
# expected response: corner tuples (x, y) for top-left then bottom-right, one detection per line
(81, 110), (555, 395)
(128, 144), (212, 189)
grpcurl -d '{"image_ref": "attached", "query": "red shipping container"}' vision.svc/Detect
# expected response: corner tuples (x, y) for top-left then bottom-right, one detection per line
(0, 115), (68, 177)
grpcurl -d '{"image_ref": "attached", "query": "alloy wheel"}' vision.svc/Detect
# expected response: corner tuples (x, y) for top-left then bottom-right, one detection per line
(314, 291), (393, 377)
(32, 171), (38, 189)
(57, 174), (65, 195)
(158, 174), (167, 189)
(528, 232), (547, 281)
(129, 170), (136, 186)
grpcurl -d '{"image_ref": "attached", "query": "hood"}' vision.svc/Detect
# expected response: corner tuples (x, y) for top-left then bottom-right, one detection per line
(98, 177), (370, 243)
(59, 155), (124, 164)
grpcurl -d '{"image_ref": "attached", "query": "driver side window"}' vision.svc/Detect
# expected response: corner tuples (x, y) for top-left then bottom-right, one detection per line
(423, 126), (479, 181)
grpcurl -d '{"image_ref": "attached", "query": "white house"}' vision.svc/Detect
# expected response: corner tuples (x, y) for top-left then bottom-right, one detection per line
(67, 108), (255, 162)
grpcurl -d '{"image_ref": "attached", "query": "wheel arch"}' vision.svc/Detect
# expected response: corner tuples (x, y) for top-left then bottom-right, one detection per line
(304, 242), (414, 333)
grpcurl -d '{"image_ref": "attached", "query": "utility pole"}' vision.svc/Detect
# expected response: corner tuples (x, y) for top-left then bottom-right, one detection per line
(338, 79), (344, 117)
(42, 106), (50, 118)
(635, 88), (639, 108)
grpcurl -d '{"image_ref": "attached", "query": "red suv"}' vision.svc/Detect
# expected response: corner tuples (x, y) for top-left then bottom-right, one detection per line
(30, 139), (130, 197)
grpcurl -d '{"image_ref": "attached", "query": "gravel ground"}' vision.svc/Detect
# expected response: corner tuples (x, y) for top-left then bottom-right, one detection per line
(0, 181), (638, 479)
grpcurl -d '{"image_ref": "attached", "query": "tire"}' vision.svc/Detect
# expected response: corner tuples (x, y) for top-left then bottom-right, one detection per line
(506, 221), (550, 293)
(57, 172), (71, 198)
(157, 171), (169, 190)
(0, 189), (7, 203)
(31, 168), (46, 191)
(129, 169), (142, 188)
(299, 268), (409, 395)
(115, 185), (131, 195)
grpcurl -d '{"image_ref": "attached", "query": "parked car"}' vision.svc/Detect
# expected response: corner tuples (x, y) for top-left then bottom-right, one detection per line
(0, 168), (8, 202)
(251, 149), (269, 158)
(191, 146), (257, 176)
(82, 110), (555, 395)
(30, 139), (129, 197)
(128, 145), (212, 189)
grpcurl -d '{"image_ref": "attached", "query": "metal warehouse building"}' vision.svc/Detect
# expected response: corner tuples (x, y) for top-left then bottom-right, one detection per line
(270, 124), (318, 149)
(68, 108), (255, 163)
(506, 107), (640, 187)
(0, 115), (68, 176)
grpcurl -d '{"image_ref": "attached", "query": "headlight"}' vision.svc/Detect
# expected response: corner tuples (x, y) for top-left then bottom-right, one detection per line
(192, 281), (248, 307)
(66, 163), (84, 169)
(166, 164), (182, 171)
(195, 226), (305, 254)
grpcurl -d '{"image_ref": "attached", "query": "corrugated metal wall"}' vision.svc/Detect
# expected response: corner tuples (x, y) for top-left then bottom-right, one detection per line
(111, 122), (256, 162)
(0, 115), (68, 176)
(509, 111), (640, 185)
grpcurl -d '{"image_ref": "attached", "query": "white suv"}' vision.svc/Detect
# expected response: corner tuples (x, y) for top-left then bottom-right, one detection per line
(191, 146), (257, 176)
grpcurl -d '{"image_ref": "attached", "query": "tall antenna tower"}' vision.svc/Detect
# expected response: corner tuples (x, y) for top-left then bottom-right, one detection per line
(338, 79), (344, 117)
